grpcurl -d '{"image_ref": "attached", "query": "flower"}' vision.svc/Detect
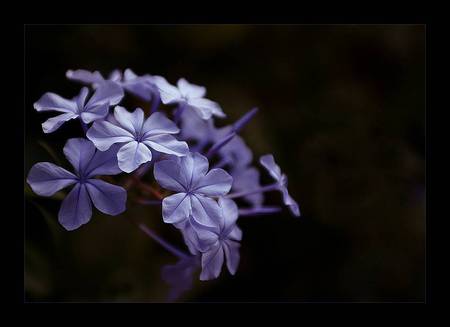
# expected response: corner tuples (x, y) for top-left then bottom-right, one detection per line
(34, 81), (124, 134)
(230, 166), (264, 207)
(259, 154), (301, 217)
(154, 152), (233, 230)
(196, 198), (242, 281)
(67, 68), (159, 101)
(153, 77), (225, 120)
(87, 106), (189, 173)
(161, 256), (200, 301)
(26, 138), (127, 231)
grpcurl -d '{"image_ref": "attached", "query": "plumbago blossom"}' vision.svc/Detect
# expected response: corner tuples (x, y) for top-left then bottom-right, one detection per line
(26, 68), (301, 301)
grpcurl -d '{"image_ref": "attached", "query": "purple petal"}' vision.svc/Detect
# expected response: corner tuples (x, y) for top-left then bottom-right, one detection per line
(223, 240), (240, 275)
(58, 183), (92, 231)
(85, 144), (121, 177)
(85, 81), (124, 108)
(87, 120), (134, 151)
(228, 225), (243, 242)
(281, 186), (301, 217)
(142, 112), (180, 136)
(41, 112), (78, 134)
(218, 198), (239, 235)
(27, 162), (77, 196)
(153, 76), (182, 104)
(85, 179), (127, 215)
(154, 158), (187, 192)
(200, 244), (224, 281)
(34, 92), (78, 113)
(179, 108), (216, 142)
(177, 78), (206, 99)
(143, 134), (189, 157)
(80, 103), (109, 124)
(260, 154), (283, 181)
(66, 69), (105, 85)
(162, 193), (191, 224)
(180, 152), (209, 188)
(113, 106), (144, 135)
(187, 98), (225, 120)
(194, 168), (233, 196)
(190, 195), (222, 231)
(63, 138), (96, 175)
(117, 141), (152, 173)
(231, 167), (263, 207)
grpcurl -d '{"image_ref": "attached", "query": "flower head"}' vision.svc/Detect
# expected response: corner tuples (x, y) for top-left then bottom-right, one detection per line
(87, 106), (189, 173)
(154, 152), (233, 230)
(34, 82), (124, 133)
(26, 138), (127, 231)
(259, 154), (301, 217)
(154, 77), (225, 120)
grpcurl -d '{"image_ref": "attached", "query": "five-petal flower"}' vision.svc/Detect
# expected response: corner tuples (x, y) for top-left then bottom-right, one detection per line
(259, 154), (301, 217)
(26, 138), (127, 231)
(34, 81), (124, 133)
(87, 106), (189, 173)
(154, 77), (225, 120)
(154, 152), (233, 230)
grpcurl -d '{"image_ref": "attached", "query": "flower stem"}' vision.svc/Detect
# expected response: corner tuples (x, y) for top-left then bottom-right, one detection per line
(238, 206), (282, 216)
(226, 183), (279, 199)
(134, 221), (189, 259)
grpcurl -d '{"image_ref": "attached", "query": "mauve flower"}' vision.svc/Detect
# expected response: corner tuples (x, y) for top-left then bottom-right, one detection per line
(26, 138), (127, 231)
(154, 77), (225, 120)
(230, 166), (264, 207)
(87, 106), (189, 173)
(259, 154), (300, 217)
(196, 198), (242, 281)
(67, 68), (159, 101)
(34, 81), (124, 133)
(154, 152), (233, 230)
(161, 256), (200, 301)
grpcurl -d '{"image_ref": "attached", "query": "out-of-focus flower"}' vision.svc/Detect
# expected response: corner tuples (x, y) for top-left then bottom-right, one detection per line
(87, 106), (189, 173)
(34, 82), (124, 133)
(259, 154), (300, 217)
(26, 138), (126, 230)
(154, 77), (225, 120)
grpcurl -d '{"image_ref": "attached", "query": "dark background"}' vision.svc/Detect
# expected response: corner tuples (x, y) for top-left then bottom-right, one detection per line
(24, 25), (425, 302)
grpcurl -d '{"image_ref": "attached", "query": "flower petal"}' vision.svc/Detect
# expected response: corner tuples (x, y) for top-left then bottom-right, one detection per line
(86, 120), (134, 151)
(80, 102), (109, 123)
(177, 78), (206, 99)
(27, 162), (77, 196)
(34, 92), (78, 113)
(85, 144), (121, 177)
(193, 168), (233, 196)
(85, 81), (124, 107)
(200, 244), (224, 281)
(142, 112), (179, 137)
(153, 76), (182, 104)
(280, 186), (301, 217)
(180, 152), (209, 189)
(66, 69), (105, 85)
(187, 97), (225, 120)
(218, 198), (239, 235)
(113, 106), (144, 135)
(63, 138), (96, 175)
(190, 195), (221, 231)
(58, 183), (92, 231)
(143, 134), (189, 157)
(259, 154), (282, 181)
(154, 158), (187, 192)
(41, 112), (79, 134)
(117, 141), (152, 173)
(223, 240), (240, 275)
(162, 193), (191, 224)
(85, 179), (127, 215)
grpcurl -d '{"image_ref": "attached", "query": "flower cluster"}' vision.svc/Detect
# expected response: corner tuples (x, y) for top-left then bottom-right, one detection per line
(27, 68), (301, 294)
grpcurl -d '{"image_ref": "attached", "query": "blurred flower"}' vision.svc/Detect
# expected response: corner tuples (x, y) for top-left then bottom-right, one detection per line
(260, 154), (301, 217)
(87, 106), (189, 173)
(154, 77), (225, 120)
(161, 256), (200, 302)
(26, 138), (126, 231)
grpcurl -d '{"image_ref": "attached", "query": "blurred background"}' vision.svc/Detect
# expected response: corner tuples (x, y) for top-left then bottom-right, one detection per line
(24, 25), (425, 302)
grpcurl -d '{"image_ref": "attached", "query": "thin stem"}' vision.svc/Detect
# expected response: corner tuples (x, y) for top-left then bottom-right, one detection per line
(135, 221), (189, 259)
(134, 198), (162, 206)
(226, 183), (279, 199)
(238, 206), (282, 216)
